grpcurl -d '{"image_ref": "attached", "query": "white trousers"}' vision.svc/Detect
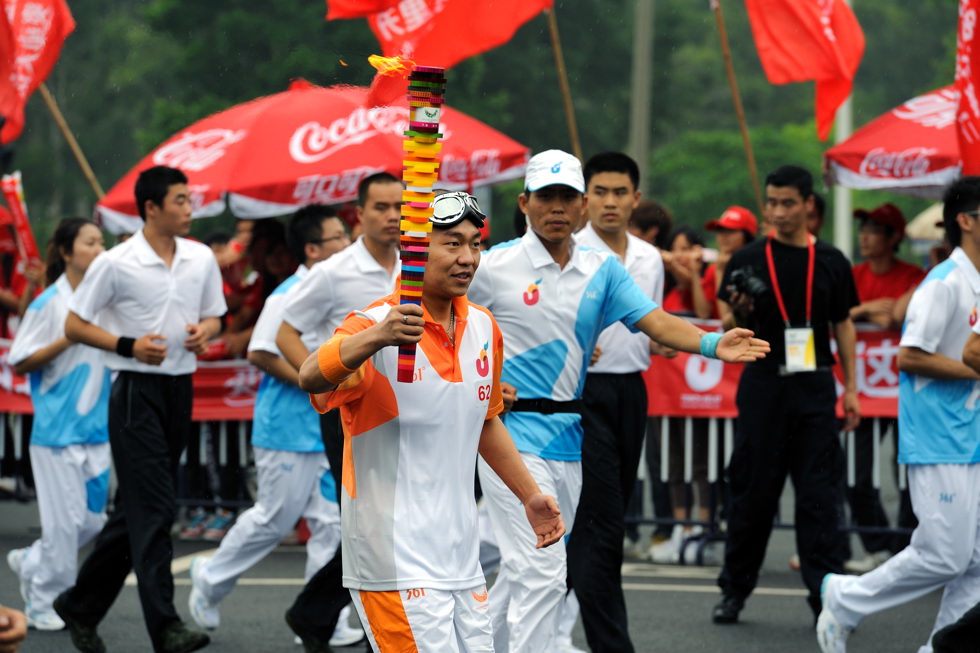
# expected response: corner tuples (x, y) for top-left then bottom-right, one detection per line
(827, 463), (980, 653)
(196, 448), (340, 604)
(351, 585), (493, 653)
(19, 443), (110, 614)
(478, 453), (580, 653)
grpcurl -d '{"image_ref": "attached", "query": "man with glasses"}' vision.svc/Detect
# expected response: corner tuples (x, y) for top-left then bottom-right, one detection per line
(817, 177), (980, 653)
(296, 194), (566, 652)
(187, 206), (363, 647)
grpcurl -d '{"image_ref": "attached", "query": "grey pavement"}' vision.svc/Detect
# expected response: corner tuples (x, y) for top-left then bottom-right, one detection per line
(1, 499), (940, 652)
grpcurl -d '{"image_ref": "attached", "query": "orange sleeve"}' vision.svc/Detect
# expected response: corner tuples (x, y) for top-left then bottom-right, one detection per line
(308, 311), (377, 414)
(485, 317), (505, 420)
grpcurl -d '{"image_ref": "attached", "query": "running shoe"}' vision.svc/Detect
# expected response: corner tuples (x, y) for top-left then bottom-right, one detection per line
(179, 508), (210, 541)
(329, 605), (365, 647)
(188, 557), (220, 630)
(202, 509), (235, 542)
(816, 573), (852, 653)
(6, 547), (29, 605)
(26, 608), (65, 631)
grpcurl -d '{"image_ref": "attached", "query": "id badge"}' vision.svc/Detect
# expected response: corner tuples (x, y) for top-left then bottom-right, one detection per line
(784, 327), (816, 372)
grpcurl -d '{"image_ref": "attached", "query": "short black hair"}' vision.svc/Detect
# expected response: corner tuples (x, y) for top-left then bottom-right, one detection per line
(583, 152), (640, 190)
(765, 165), (814, 201)
(287, 204), (339, 262)
(357, 172), (400, 207)
(942, 176), (980, 247)
(203, 231), (231, 248)
(45, 217), (98, 286)
(668, 225), (705, 250)
(135, 166), (188, 220)
(630, 199), (673, 250)
(811, 192), (825, 219)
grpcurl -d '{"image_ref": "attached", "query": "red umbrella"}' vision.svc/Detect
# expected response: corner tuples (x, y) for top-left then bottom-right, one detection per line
(96, 80), (529, 233)
(823, 85), (961, 199)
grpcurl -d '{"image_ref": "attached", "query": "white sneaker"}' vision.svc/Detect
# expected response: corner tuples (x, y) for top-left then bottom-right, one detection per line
(26, 608), (65, 631)
(6, 547), (29, 605)
(188, 556), (220, 630)
(844, 551), (892, 575)
(330, 606), (365, 647)
(816, 574), (851, 653)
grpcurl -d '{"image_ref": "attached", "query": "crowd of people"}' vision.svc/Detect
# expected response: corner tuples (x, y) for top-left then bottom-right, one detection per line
(0, 147), (977, 653)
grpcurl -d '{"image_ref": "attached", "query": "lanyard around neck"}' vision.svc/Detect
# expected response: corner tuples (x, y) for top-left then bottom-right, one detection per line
(765, 234), (814, 328)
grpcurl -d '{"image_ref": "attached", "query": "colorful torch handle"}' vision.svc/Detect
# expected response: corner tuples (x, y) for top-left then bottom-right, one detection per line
(398, 65), (446, 383)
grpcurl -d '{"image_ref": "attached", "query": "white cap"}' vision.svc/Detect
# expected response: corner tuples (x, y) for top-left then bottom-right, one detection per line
(524, 149), (585, 194)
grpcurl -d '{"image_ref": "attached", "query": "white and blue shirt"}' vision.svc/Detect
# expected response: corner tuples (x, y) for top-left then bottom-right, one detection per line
(9, 274), (110, 447)
(247, 266), (323, 453)
(468, 230), (658, 460)
(898, 247), (980, 464)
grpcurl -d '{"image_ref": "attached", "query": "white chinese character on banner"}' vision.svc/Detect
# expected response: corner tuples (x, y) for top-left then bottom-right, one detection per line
(856, 338), (900, 398)
(399, 0), (433, 32)
(375, 8), (404, 40)
(223, 366), (260, 407)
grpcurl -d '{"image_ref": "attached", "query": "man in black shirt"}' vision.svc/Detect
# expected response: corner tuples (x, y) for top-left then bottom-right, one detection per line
(712, 165), (861, 624)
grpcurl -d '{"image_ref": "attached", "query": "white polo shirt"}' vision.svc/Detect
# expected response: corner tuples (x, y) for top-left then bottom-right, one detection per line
(281, 236), (399, 346)
(313, 293), (504, 591)
(10, 274), (110, 447)
(468, 230), (658, 461)
(575, 222), (664, 374)
(68, 229), (226, 376)
(898, 247), (980, 464)
(248, 265), (323, 453)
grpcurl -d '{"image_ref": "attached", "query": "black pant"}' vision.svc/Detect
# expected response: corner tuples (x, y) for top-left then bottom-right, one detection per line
(568, 372), (647, 653)
(286, 409), (350, 639)
(844, 417), (916, 554)
(717, 366), (845, 611)
(61, 372), (192, 651)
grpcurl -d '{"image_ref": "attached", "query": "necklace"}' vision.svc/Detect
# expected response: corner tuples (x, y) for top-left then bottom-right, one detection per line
(448, 306), (456, 347)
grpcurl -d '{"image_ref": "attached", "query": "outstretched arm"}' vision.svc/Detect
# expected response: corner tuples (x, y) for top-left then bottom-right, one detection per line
(478, 416), (564, 548)
(632, 307), (770, 363)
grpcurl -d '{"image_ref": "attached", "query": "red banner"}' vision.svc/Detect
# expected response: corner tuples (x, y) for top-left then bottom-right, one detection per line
(643, 322), (900, 419)
(325, 0), (399, 20)
(1, 172), (40, 262)
(0, 0), (75, 143)
(956, 0), (980, 175)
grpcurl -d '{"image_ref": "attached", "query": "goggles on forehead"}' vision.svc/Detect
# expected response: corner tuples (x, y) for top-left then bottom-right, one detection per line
(430, 191), (486, 228)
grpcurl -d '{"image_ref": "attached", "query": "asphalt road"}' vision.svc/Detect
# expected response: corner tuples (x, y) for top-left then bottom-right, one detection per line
(1, 499), (940, 652)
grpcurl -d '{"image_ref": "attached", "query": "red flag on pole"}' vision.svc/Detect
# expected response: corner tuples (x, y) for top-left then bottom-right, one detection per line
(956, 0), (980, 175)
(0, 12), (19, 138)
(0, 0), (76, 144)
(744, 0), (865, 140)
(325, 0), (400, 20)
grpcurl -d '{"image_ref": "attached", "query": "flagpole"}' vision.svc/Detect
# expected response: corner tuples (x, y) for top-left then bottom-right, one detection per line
(833, 0), (854, 259)
(545, 9), (583, 163)
(37, 83), (105, 199)
(710, 0), (764, 218)
(628, 0), (655, 196)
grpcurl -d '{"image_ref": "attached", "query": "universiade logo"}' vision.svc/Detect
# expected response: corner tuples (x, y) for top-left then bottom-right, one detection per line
(859, 147), (937, 179)
(153, 129), (248, 172)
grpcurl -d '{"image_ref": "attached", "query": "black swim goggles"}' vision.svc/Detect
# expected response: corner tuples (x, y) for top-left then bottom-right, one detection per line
(430, 191), (486, 228)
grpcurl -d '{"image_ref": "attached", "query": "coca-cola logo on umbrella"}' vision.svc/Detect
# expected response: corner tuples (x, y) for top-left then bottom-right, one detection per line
(859, 147), (938, 179)
(153, 129), (248, 172)
(892, 88), (958, 129)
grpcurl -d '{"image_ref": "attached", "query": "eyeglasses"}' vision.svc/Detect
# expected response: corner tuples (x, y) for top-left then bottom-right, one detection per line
(309, 234), (350, 245)
(963, 210), (980, 217)
(431, 191), (486, 227)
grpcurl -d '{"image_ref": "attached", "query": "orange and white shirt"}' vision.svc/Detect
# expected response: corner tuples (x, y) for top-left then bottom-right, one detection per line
(312, 292), (504, 591)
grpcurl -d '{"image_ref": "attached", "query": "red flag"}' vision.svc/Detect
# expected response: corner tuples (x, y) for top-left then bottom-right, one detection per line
(744, 0), (865, 141)
(368, 0), (552, 72)
(0, 0), (76, 144)
(956, 0), (980, 175)
(326, 0), (400, 20)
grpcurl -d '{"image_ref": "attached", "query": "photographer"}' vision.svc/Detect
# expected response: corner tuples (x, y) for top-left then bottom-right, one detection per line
(711, 165), (860, 625)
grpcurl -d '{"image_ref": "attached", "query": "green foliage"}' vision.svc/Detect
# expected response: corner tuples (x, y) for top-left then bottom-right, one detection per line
(0, 0), (960, 255)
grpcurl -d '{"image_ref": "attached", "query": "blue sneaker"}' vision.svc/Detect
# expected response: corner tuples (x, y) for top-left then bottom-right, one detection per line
(179, 508), (210, 541)
(202, 509), (234, 542)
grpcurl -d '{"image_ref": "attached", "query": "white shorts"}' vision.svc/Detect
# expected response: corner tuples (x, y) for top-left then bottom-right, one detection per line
(351, 585), (493, 653)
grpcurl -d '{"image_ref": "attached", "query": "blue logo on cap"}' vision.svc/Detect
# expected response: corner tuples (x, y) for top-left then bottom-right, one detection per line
(551, 162), (562, 173)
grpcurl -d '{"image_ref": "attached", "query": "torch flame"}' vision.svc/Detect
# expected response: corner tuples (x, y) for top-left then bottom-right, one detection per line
(368, 54), (415, 78)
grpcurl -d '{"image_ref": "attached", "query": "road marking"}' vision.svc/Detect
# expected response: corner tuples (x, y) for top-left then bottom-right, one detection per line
(124, 546), (309, 586)
(624, 583), (807, 597)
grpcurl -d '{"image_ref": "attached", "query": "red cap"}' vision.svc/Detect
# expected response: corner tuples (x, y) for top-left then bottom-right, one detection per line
(705, 206), (758, 236)
(854, 203), (906, 239)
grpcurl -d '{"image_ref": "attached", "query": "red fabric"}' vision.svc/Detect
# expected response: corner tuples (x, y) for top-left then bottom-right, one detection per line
(662, 286), (694, 315)
(326, 0), (399, 20)
(95, 82), (529, 229)
(0, 0), (75, 144)
(744, 0), (864, 140)
(852, 260), (925, 303)
(368, 0), (553, 70)
(0, 12), (18, 139)
(956, 0), (980, 175)
(700, 265), (720, 319)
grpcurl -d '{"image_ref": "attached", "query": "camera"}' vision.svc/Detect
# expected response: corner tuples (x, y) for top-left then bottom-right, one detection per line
(727, 267), (768, 298)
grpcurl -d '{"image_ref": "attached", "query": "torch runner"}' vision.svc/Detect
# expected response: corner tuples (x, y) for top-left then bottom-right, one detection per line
(397, 65), (448, 382)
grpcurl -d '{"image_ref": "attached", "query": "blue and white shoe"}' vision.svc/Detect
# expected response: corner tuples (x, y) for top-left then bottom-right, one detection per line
(816, 573), (851, 653)
(6, 547), (30, 605)
(26, 608), (65, 631)
(188, 556), (220, 630)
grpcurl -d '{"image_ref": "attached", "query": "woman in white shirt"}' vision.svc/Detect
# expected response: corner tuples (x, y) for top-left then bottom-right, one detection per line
(6, 218), (109, 631)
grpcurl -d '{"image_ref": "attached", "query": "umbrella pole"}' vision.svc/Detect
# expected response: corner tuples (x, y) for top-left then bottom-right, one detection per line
(710, 0), (764, 218)
(38, 83), (105, 199)
(546, 9), (583, 164)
